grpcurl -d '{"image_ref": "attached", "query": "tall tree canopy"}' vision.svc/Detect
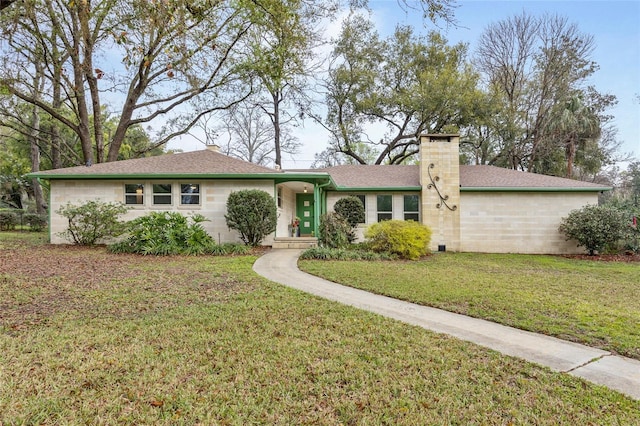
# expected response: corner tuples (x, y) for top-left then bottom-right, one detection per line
(320, 14), (482, 165)
(462, 12), (618, 179)
(0, 0), (265, 166)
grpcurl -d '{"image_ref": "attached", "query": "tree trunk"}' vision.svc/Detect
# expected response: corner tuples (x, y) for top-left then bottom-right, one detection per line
(566, 135), (576, 178)
(78, 0), (104, 163)
(51, 61), (63, 169)
(273, 91), (282, 168)
(28, 91), (46, 214)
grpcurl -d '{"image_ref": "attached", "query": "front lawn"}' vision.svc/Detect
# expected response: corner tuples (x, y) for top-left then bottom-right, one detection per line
(299, 252), (640, 360)
(1, 233), (639, 424)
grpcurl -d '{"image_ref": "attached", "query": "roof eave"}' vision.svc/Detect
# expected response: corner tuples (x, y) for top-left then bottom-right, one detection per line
(28, 172), (287, 180)
(461, 186), (612, 192)
(334, 186), (422, 192)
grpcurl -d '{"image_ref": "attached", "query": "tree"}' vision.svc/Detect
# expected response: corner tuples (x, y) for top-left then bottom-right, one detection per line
(215, 100), (300, 166)
(0, 0), (15, 12)
(320, 14), (482, 165)
(468, 12), (611, 176)
(311, 143), (378, 168)
(546, 95), (600, 177)
(0, 0), (259, 165)
(2, 0), (458, 169)
(225, 189), (277, 246)
(242, 0), (321, 168)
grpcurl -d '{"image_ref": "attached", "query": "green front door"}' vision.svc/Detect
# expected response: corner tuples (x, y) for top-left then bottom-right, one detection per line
(296, 194), (315, 236)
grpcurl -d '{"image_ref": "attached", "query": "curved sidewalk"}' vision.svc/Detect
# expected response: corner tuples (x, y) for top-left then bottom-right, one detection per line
(253, 249), (640, 400)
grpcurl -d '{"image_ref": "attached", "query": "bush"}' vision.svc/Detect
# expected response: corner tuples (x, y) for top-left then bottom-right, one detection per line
(334, 196), (365, 242)
(318, 212), (352, 249)
(209, 242), (251, 256)
(225, 190), (276, 246)
(23, 213), (47, 232)
(56, 200), (129, 245)
(559, 205), (631, 255)
(299, 247), (396, 261)
(109, 212), (215, 255)
(0, 210), (18, 231)
(365, 220), (432, 260)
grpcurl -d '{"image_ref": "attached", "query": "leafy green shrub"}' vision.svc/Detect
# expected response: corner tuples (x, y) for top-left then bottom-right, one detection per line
(334, 196), (365, 242)
(225, 190), (276, 246)
(0, 210), (18, 231)
(209, 242), (251, 256)
(365, 220), (432, 260)
(299, 247), (396, 261)
(559, 205), (631, 255)
(602, 197), (640, 253)
(56, 201), (129, 245)
(109, 212), (215, 255)
(24, 213), (47, 232)
(318, 212), (352, 249)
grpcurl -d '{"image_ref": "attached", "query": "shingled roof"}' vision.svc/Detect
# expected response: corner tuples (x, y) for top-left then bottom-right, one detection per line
(31, 149), (281, 177)
(317, 165), (420, 188)
(317, 164), (609, 191)
(459, 165), (610, 190)
(31, 149), (610, 192)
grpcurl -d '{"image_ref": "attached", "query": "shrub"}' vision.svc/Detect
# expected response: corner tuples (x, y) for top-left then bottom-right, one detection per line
(559, 205), (631, 255)
(0, 210), (18, 231)
(56, 200), (129, 245)
(109, 212), (215, 255)
(209, 242), (251, 256)
(334, 196), (365, 242)
(299, 247), (396, 261)
(318, 212), (352, 249)
(365, 220), (432, 260)
(225, 190), (276, 246)
(23, 213), (47, 232)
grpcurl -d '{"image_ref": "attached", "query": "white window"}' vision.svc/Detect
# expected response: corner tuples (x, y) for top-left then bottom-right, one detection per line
(153, 184), (172, 205)
(404, 195), (419, 221)
(376, 195), (392, 222)
(125, 184), (144, 205)
(181, 184), (200, 205)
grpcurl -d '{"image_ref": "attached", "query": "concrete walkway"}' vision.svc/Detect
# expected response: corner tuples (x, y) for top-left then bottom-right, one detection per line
(253, 249), (640, 400)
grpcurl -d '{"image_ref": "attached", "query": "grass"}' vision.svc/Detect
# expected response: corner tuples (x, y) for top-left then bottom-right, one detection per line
(299, 252), (640, 360)
(1, 232), (639, 424)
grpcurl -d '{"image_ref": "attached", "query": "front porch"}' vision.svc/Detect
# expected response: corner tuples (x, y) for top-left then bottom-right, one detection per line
(274, 175), (333, 244)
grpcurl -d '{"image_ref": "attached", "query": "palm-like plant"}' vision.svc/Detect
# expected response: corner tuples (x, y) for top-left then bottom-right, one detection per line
(547, 95), (600, 178)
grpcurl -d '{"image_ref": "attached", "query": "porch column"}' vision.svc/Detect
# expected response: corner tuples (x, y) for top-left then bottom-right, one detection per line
(313, 183), (320, 237)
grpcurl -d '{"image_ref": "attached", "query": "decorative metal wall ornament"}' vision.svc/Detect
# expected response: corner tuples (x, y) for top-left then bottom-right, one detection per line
(426, 163), (458, 211)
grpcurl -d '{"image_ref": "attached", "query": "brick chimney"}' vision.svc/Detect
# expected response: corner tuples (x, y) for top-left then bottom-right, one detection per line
(419, 134), (461, 252)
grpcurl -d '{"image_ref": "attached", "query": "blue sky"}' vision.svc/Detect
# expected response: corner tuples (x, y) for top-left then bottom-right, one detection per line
(172, 1), (640, 169)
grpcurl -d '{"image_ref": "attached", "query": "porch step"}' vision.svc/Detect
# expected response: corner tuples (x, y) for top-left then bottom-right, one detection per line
(272, 237), (318, 249)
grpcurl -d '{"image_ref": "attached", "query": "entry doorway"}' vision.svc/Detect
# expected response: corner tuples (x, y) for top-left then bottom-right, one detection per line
(295, 193), (315, 236)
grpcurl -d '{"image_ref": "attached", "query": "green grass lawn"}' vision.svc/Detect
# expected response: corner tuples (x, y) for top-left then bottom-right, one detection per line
(299, 252), (640, 360)
(1, 233), (639, 424)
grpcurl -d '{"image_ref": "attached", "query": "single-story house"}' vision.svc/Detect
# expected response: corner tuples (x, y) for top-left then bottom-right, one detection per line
(31, 134), (611, 254)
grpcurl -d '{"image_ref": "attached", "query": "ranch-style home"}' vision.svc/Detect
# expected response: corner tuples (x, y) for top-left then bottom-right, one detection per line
(32, 134), (611, 254)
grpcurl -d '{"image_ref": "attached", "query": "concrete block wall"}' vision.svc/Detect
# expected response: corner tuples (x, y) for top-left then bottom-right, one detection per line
(459, 192), (599, 254)
(49, 179), (276, 245)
